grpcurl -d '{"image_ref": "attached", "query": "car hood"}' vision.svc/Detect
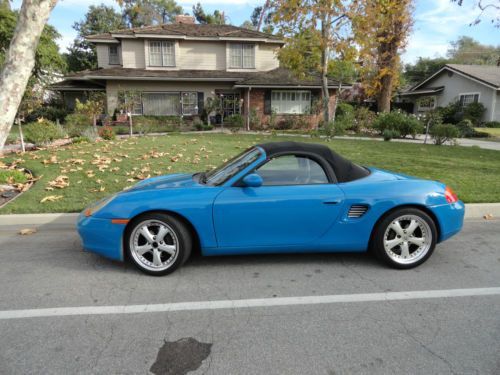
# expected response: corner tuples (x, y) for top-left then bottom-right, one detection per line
(125, 173), (200, 192)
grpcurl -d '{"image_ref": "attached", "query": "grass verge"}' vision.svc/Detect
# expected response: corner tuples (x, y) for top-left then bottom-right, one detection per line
(0, 133), (499, 213)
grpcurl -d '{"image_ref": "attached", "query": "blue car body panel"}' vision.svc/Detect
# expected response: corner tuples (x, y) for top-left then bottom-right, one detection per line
(77, 152), (465, 262)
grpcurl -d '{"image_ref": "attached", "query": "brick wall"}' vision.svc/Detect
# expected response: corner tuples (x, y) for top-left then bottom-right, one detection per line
(246, 88), (337, 130)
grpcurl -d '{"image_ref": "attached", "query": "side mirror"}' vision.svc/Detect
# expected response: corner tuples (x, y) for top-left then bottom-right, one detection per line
(242, 173), (263, 188)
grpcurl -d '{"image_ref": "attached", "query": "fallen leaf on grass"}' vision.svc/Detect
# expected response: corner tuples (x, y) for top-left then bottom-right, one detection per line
(19, 228), (37, 235)
(46, 175), (69, 190)
(40, 195), (63, 203)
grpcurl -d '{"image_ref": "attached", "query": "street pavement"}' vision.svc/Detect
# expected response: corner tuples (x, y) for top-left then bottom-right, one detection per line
(0, 219), (499, 374)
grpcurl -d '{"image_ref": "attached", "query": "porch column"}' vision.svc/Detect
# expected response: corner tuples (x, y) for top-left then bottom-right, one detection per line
(246, 87), (251, 131)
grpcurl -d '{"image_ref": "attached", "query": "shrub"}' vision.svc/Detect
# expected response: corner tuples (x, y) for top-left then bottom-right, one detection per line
(25, 106), (68, 123)
(430, 123), (459, 145)
(335, 102), (355, 133)
(373, 110), (423, 138)
(463, 102), (486, 125)
(249, 108), (261, 130)
(82, 127), (99, 142)
(64, 113), (92, 138)
(484, 121), (500, 128)
(133, 116), (182, 133)
(193, 119), (213, 131)
(23, 119), (64, 146)
(436, 102), (462, 124)
(98, 126), (115, 140)
(456, 119), (475, 138)
(224, 114), (244, 132)
(383, 129), (400, 141)
(352, 106), (376, 133)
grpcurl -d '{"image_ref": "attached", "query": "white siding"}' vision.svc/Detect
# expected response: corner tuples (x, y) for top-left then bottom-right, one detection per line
(106, 80), (236, 115)
(256, 44), (280, 71)
(178, 41), (226, 70)
(96, 44), (121, 68)
(121, 40), (145, 69)
(417, 71), (497, 121)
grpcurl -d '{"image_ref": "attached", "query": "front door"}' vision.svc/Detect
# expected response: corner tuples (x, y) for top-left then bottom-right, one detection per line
(213, 154), (345, 248)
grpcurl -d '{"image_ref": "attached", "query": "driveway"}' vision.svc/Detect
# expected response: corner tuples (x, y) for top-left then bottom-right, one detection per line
(0, 219), (499, 374)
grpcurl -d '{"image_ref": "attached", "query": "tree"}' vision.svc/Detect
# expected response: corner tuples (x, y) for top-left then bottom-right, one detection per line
(74, 92), (106, 130)
(273, 0), (352, 124)
(403, 57), (450, 87)
(352, 0), (414, 112)
(192, 3), (226, 25)
(451, 0), (500, 27)
(65, 5), (125, 72)
(447, 36), (500, 65)
(119, 0), (183, 27)
(0, 0), (58, 150)
(118, 90), (142, 136)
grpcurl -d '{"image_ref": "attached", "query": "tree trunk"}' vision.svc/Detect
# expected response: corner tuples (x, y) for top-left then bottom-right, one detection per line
(377, 74), (393, 112)
(128, 115), (133, 137)
(0, 0), (57, 150)
(93, 115), (97, 130)
(320, 19), (330, 127)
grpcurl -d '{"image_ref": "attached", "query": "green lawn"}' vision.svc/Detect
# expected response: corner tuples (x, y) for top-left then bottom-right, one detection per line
(476, 127), (500, 138)
(1, 133), (499, 213)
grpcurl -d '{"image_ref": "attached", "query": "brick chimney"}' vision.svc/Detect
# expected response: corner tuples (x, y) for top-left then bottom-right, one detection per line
(175, 15), (195, 24)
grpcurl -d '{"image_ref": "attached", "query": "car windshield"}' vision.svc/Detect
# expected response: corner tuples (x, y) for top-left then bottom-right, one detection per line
(204, 147), (262, 186)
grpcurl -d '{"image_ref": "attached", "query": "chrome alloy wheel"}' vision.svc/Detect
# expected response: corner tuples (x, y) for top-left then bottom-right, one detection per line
(383, 214), (432, 265)
(129, 220), (179, 272)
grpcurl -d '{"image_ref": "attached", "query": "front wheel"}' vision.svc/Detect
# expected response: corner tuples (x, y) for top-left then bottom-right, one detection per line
(371, 208), (437, 269)
(125, 213), (192, 276)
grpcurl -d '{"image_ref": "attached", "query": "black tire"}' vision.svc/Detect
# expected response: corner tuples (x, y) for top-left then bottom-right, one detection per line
(124, 212), (192, 276)
(371, 208), (437, 269)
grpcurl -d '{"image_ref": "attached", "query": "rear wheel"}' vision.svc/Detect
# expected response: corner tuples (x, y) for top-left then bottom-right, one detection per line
(371, 208), (437, 269)
(125, 213), (192, 276)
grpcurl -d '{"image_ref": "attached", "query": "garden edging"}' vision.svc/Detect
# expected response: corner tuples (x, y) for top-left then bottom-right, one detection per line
(0, 204), (498, 226)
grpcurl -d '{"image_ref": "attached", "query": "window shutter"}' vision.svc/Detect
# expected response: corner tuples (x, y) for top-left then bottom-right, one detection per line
(264, 90), (272, 114)
(197, 92), (204, 115)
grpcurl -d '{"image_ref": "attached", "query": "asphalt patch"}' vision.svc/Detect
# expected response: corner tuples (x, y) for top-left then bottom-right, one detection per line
(150, 337), (212, 375)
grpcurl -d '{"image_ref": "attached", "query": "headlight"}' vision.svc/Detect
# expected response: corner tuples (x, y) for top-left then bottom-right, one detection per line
(84, 195), (116, 217)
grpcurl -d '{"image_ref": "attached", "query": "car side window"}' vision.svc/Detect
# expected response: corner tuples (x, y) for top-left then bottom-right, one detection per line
(255, 155), (329, 186)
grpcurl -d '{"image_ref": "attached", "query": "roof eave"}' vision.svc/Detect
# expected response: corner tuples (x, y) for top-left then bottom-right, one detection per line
(412, 65), (499, 91)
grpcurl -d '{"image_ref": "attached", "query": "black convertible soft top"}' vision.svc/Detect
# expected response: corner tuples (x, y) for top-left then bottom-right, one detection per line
(257, 141), (370, 183)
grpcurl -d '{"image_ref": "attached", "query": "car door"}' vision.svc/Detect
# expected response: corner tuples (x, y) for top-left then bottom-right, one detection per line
(213, 154), (345, 248)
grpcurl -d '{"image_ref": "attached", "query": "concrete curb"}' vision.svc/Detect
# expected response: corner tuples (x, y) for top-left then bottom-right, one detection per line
(0, 213), (79, 226)
(0, 204), (498, 226)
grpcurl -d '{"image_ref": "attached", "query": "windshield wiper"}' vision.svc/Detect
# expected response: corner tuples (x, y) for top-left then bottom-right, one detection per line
(199, 172), (208, 184)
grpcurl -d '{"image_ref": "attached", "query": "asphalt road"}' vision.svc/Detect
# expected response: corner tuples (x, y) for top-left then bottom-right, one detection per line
(0, 219), (499, 375)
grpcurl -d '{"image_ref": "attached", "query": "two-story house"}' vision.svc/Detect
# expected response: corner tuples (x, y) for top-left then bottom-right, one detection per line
(53, 16), (343, 128)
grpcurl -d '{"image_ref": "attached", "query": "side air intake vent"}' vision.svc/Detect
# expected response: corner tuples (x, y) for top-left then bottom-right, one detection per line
(348, 205), (369, 218)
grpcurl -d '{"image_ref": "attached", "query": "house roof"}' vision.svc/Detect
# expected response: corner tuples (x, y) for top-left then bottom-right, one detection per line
(411, 64), (500, 91)
(399, 86), (444, 96)
(234, 68), (350, 88)
(49, 80), (105, 91)
(63, 67), (348, 88)
(86, 23), (283, 43)
(65, 68), (257, 81)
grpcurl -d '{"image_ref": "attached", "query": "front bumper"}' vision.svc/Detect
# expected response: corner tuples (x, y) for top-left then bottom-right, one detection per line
(77, 213), (126, 261)
(430, 200), (465, 242)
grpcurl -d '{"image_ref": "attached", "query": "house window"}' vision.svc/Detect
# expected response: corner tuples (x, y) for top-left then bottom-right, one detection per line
(229, 43), (255, 69)
(271, 90), (311, 114)
(220, 93), (241, 117)
(149, 41), (175, 67)
(181, 92), (198, 115)
(108, 45), (120, 65)
(142, 93), (180, 116)
(417, 96), (436, 111)
(459, 93), (479, 108)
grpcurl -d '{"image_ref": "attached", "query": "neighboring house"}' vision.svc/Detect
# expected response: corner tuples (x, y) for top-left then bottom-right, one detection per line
(400, 64), (500, 122)
(52, 16), (346, 128)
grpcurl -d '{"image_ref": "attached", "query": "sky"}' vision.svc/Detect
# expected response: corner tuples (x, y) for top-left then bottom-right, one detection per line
(11, 0), (500, 64)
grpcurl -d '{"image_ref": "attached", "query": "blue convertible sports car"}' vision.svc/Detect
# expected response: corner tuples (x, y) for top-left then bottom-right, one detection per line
(77, 141), (465, 275)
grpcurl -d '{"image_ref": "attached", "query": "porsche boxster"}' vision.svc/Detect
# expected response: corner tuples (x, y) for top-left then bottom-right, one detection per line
(77, 141), (464, 275)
